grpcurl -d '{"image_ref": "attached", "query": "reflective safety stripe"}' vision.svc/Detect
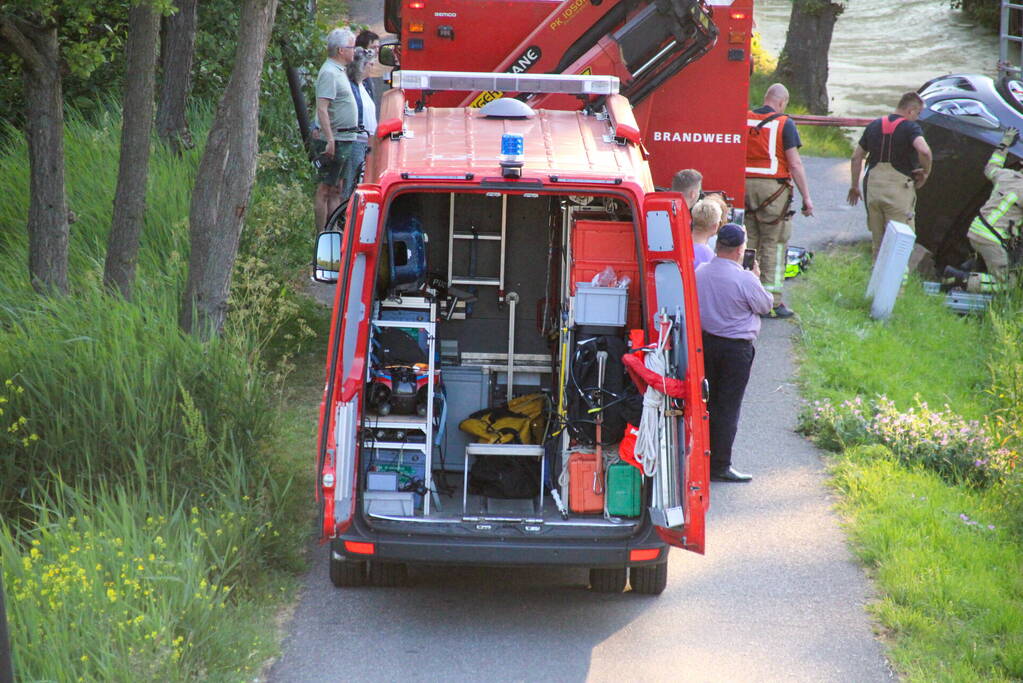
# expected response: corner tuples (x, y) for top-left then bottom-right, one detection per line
(985, 151), (1007, 180)
(773, 242), (781, 290)
(969, 272), (1004, 293)
(969, 191), (1018, 242)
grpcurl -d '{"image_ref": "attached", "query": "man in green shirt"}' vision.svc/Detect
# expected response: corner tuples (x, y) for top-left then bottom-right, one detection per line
(313, 27), (360, 233)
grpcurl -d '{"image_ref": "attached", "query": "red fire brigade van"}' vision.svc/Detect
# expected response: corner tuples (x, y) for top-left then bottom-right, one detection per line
(313, 71), (709, 595)
(381, 0), (753, 203)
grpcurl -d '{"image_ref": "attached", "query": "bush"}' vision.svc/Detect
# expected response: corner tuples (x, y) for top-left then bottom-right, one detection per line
(800, 395), (1017, 487)
(1, 484), (284, 680)
(0, 101), (314, 677)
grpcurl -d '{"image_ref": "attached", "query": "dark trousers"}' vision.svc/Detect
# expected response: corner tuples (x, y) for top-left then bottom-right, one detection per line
(702, 332), (755, 471)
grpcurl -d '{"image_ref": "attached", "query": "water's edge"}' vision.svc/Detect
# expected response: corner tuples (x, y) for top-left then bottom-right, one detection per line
(754, 0), (999, 118)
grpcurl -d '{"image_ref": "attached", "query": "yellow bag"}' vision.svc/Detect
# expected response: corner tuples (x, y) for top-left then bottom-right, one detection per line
(459, 393), (547, 445)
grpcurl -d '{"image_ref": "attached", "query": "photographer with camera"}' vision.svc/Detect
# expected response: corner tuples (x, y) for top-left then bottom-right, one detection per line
(944, 127), (1022, 293)
(695, 223), (773, 483)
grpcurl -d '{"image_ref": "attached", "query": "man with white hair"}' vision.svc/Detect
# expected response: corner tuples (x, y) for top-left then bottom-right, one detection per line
(313, 27), (359, 233)
(745, 83), (813, 319)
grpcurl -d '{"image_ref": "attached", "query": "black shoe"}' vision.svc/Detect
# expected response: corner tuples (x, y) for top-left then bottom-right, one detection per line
(761, 303), (795, 319)
(710, 466), (753, 483)
(942, 265), (968, 290)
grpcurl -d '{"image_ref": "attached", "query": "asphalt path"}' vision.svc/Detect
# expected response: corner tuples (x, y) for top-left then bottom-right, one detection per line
(270, 157), (893, 682)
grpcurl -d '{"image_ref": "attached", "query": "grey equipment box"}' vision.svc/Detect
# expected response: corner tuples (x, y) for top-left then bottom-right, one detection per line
(441, 365), (490, 472)
(364, 491), (416, 517)
(574, 283), (627, 327)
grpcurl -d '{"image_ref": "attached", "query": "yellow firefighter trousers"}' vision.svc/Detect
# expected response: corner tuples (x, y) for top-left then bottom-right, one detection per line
(745, 177), (793, 306)
(865, 163), (917, 260)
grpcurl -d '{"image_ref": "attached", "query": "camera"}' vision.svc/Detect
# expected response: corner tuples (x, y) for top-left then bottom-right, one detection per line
(742, 248), (757, 270)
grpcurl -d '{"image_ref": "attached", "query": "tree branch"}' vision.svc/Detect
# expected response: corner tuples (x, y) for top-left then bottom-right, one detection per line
(0, 15), (46, 73)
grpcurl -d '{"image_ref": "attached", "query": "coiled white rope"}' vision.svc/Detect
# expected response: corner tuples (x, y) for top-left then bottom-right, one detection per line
(633, 332), (669, 477)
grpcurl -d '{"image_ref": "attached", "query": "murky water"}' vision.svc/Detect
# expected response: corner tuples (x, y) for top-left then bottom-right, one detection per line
(754, 0), (1000, 119)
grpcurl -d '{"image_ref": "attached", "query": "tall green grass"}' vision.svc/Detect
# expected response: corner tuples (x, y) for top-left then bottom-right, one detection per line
(790, 249), (1023, 681)
(789, 246), (995, 420)
(0, 104), (315, 679)
(832, 446), (1023, 682)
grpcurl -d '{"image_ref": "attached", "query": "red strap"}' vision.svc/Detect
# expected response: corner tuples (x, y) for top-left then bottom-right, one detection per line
(622, 352), (687, 399)
(879, 115), (906, 163)
(881, 115), (905, 135)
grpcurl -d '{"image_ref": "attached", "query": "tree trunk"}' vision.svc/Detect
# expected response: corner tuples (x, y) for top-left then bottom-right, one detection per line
(0, 18), (69, 295)
(104, 1), (161, 300)
(772, 0), (844, 115)
(180, 0), (279, 339)
(156, 0), (197, 153)
(283, 49), (312, 157)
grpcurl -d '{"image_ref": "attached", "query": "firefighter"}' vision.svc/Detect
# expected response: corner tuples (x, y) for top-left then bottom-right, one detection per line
(745, 84), (813, 319)
(847, 92), (933, 261)
(944, 127), (1022, 293)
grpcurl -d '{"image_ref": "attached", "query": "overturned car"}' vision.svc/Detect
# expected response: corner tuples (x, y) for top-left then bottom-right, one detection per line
(915, 73), (1023, 270)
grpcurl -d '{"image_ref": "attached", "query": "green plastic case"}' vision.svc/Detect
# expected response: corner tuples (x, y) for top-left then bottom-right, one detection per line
(605, 461), (642, 517)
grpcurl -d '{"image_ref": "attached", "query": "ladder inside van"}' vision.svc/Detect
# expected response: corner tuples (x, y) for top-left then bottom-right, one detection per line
(447, 193), (508, 303)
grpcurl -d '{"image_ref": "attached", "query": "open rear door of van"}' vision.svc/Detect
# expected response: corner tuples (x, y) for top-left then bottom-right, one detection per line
(639, 192), (709, 554)
(317, 188), (384, 541)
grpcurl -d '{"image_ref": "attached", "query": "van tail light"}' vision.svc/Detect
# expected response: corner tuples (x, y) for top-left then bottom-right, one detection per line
(344, 540), (376, 555)
(409, 0), (425, 7)
(630, 547), (661, 562)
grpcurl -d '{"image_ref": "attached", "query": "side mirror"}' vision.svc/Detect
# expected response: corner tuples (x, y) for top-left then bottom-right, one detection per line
(313, 231), (343, 283)
(378, 42), (400, 68)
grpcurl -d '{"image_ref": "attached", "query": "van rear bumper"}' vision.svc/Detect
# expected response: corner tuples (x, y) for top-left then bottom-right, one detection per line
(333, 518), (668, 568)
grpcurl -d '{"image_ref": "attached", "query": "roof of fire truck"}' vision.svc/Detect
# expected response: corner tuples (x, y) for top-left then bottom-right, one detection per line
(366, 71), (656, 191)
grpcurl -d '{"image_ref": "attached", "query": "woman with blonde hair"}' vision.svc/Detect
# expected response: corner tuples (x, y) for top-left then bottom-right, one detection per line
(691, 199), (722, 268)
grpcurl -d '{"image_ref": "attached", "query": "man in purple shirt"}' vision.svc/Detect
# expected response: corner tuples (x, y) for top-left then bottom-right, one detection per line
(696, 223), (773, 482)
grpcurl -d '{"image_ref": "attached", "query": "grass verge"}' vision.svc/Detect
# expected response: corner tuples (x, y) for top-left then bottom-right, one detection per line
(0, 105), (320, 680)
(789, 248), (1023, 681)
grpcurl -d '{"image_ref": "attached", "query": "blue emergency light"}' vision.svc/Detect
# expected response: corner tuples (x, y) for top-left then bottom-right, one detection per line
(500, 133), (524, 178)
(501, 133), (524, 157)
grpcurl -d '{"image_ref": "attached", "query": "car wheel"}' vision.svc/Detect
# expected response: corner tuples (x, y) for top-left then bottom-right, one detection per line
(368, 561), (408, 587)
(629, 562), (668, 595)
(329, 554), (367, 588)
(588, 567), (627, 593)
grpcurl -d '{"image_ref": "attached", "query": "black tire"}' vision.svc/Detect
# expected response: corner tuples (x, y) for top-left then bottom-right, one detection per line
(323, 197), (350, 233)
(629, 562), (668, 595)
(368, 561), (408, 587)
(329, 555), (367, 588)
(588, 567), (627, 593)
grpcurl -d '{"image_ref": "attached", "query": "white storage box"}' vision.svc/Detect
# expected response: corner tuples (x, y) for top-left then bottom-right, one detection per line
(574, 283), (627, 327)
(364, 491), (415, 517)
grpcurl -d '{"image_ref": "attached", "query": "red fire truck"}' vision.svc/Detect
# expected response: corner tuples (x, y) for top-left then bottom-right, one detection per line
(313, 71), (710, 594)
(382, 0), (754, 203)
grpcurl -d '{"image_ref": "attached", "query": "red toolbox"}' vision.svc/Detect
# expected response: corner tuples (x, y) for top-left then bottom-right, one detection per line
(568, 451), (604, 514)
(570, 219), (641, 329)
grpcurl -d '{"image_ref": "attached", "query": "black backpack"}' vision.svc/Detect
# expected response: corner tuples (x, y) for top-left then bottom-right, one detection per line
(567, 335), (630, 445)
(468, 455), (541, 500)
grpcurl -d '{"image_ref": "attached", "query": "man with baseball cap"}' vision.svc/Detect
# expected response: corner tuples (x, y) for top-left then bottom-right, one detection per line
(695, 223), (773, 482)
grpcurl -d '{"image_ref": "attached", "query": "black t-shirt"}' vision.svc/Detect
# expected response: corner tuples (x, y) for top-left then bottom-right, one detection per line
(858, 115), (924, 178)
